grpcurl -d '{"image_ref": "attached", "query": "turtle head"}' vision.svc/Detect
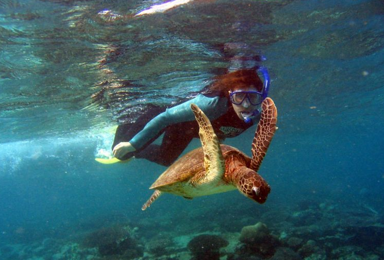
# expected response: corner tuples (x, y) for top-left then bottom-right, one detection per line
(236, 169), (271, 204)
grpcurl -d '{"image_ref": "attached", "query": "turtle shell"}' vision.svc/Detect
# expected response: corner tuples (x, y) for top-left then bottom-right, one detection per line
(149, 144), (251, 190)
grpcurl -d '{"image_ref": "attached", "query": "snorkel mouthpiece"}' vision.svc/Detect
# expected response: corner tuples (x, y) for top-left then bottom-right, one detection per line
(244, 116), (252, 124)
(241, 110), (260, 123)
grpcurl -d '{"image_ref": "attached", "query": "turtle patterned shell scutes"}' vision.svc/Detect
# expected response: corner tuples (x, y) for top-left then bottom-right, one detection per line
(149, 145), (251, 190)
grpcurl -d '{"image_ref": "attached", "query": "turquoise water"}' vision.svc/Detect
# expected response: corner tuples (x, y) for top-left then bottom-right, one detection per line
(1, 0), (384, 259)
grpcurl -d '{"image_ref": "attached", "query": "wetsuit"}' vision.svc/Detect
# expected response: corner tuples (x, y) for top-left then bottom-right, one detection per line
(112, 92), (260, 166)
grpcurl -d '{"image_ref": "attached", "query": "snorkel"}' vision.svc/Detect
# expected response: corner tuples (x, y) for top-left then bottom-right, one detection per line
(241, 67), (270, 123)
(258, 66), (270, 100)
(242, 110), (258, 124)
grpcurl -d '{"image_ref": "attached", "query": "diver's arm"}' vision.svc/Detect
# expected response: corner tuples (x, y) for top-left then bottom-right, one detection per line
(113, 142), (136, 158)
(128, 94), (228, 151)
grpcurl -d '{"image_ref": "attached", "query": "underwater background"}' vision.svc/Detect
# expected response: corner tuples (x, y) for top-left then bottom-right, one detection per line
(1, 0), (384, 259)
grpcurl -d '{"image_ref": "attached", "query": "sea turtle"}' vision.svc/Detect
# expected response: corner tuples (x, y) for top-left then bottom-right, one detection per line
(142, 97), (278, 210)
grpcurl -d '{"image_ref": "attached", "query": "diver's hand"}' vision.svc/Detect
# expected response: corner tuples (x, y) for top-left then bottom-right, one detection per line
(113, 142), (136, 159)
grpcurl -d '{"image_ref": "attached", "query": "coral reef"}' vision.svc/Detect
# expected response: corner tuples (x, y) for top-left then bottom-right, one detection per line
(297, 240), (324, 259)
(270, 247), (301, 260)
(237, 222), (280, 258)
(344, 226), (384, 250)
(1, 199), (383, 260)
(146, 235), (174, 257)
(187, 234), (229, 260)
(81, 224), (143, 258)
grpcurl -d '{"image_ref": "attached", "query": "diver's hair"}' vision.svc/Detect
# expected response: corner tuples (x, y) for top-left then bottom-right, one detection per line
(206, 69), (264, 98)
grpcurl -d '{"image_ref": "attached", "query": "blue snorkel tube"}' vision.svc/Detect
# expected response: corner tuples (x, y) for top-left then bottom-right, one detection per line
(258, 66), (270, 100)
(242, 66), (270, 123)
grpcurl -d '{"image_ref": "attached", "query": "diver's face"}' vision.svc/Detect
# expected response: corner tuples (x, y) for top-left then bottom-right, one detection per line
(229, 86), (260, 121)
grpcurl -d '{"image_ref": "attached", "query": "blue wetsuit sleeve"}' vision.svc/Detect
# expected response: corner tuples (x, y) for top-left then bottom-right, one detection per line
(129, 94), (228, 150)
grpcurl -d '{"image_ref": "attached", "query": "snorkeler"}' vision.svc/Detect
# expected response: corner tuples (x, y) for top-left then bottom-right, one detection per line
(111, 67), (270, 166)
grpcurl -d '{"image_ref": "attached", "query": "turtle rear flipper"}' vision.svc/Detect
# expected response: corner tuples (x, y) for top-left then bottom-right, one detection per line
(250, 97), (278, 171)
(142, 190), (162, 211)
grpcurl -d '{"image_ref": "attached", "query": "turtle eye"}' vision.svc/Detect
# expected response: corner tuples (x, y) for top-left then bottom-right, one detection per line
(252, 186), (260, 196)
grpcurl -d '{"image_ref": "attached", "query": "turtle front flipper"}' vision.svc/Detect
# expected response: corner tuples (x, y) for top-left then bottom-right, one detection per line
(250, 97), (278, 171)
(190, 104), (225, 185)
